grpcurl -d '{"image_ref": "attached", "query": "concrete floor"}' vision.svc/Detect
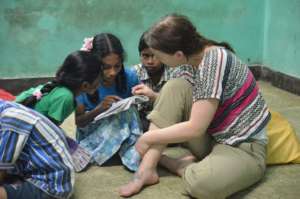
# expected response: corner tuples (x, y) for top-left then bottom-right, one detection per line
(60, 81), (300, 199)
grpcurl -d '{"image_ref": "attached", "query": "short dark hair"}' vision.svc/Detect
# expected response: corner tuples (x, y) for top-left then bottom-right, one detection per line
(138, 32), (149, 54)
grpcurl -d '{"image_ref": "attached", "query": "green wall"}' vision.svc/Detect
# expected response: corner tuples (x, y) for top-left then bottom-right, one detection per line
(0, 0), (264, 78)
(263, 0), (300, 78)
(1, 0), (299, 79)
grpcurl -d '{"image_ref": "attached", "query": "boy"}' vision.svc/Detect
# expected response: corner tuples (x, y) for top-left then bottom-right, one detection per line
(132, 32), (173, 131)
(0, 100), (74, 199)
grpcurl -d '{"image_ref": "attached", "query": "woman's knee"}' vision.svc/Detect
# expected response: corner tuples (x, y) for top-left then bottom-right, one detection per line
(182, 143), (266, 199)
(147, 78), (193, 127)
(182, 163), (226, 199)
(160, 78), (192, 98)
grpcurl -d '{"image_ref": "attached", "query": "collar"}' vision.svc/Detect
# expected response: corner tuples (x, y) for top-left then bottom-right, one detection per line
(135, 64), (171, 84)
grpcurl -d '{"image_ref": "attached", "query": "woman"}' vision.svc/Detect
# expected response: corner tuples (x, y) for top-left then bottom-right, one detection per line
(119, 14), (270, 199)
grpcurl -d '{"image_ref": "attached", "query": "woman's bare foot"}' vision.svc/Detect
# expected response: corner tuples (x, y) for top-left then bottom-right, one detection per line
(118, 169), (159, 197)
(159, 155), (196, 176)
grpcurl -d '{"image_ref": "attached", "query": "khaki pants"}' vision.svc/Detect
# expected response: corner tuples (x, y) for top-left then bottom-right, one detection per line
(147, 78), (266, 199)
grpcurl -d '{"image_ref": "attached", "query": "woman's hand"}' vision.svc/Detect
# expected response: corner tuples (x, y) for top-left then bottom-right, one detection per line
(132, 84), (158, 101)
(135, 135), (151, 157)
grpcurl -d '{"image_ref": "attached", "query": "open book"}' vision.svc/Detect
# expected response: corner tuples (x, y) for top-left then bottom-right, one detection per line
(94, 95), (149, 121)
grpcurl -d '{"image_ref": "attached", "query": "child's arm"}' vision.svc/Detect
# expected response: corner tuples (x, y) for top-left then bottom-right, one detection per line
(136, 99), (219, 156)
(75, 104), (101, 127)
(75, 95), (121, 127)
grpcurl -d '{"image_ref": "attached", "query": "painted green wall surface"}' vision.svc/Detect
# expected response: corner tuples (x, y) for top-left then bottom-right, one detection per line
(0, 0), (264, 78)
(0, 0), (299, 79)
(263, 0), (300, 78)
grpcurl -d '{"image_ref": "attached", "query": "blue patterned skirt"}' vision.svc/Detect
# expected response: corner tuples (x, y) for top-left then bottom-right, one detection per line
(76, 107), (142, 171)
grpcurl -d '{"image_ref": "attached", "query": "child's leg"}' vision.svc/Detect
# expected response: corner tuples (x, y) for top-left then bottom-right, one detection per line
(1, 181), (53, 199)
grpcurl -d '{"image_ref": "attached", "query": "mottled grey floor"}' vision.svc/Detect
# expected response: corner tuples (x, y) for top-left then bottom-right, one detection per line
(61, 81), (300, 199)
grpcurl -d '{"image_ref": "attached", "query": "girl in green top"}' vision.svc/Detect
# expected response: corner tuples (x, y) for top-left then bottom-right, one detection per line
(15, 50), (103, 172)
(16, 50), (102, 125)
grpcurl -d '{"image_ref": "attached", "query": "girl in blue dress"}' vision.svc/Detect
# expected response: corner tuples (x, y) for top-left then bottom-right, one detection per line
(76, 33), (143, 171)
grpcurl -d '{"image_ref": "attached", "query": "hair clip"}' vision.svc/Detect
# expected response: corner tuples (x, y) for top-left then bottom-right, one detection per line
(80, 37), (94, 52)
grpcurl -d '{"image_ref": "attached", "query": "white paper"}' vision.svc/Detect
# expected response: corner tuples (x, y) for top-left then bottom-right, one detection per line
(94, 95), (149, 121)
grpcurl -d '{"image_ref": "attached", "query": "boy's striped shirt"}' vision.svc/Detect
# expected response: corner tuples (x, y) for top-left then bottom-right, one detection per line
(0, 100), (74, 198)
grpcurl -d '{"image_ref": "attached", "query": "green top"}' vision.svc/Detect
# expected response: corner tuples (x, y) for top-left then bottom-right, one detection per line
(15, 84), (75, 124)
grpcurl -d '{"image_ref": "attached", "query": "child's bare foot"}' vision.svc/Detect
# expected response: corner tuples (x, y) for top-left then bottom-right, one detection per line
(159, 155), (196, 176)
(118, 169), (159, 197)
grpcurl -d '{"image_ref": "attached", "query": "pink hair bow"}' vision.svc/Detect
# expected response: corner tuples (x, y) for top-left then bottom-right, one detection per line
(33, 90), (43, 100)
(80, 37), (94, 52)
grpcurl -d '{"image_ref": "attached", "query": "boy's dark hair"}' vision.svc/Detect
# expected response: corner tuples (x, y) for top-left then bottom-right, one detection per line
(20, 51), (102, 108)
(88, 33), (127, 104)
(145, 13), (234, 56)
(138, 32), (149, 54)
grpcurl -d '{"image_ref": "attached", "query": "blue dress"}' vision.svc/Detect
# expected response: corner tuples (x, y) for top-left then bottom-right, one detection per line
(76, 67), (142, 171)
(77, 67), (140, 111)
